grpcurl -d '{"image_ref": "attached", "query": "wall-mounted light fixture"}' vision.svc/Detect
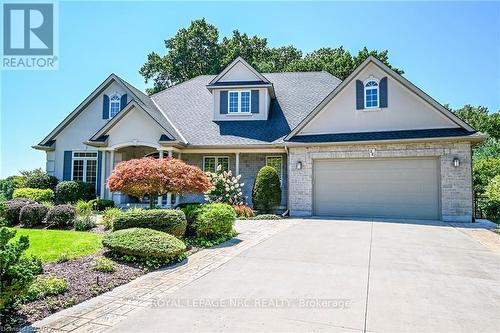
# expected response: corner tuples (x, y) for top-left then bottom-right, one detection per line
(296, 161), (303, 170)
(453, 157), (460, 167)
(369, 148), (376, 158)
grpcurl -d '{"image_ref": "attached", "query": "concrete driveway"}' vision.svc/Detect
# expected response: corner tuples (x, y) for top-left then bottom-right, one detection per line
(108, 219), (500, 333)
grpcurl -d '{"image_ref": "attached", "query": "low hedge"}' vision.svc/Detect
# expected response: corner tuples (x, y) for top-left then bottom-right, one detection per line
(88, 199), (115, 211)
(195, 203), (235, 238)
(19, 203), (49, 227)
(3, 198), (35, 226)
(13, 188), (54, 203)
(112, 209), (187, 237)
(44, 204), (76, 228)
(55, 181), (95, 203)
(102, 228), (186, 261)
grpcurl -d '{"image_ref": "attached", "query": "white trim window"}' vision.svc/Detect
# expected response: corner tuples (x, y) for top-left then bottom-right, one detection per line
(110, 94), (121, 117)
(72, 152), (98, 186)
(364, 78), (379, 109)
(203, 156), (230, 173)
(266, 156), (283, 183)
(228, 91), (251, 113)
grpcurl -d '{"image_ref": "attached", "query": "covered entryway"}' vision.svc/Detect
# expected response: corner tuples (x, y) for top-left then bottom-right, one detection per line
(313, 158), (440, 219)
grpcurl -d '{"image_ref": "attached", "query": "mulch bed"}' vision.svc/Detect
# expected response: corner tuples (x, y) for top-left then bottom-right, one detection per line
(2, 252), (146, 332)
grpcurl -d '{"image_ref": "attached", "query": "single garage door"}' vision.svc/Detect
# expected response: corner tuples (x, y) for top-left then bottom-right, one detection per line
(313, 158), (439, 219)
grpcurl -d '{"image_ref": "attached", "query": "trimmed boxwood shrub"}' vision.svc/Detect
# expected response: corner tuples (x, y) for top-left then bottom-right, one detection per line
(13, 188), (54, 203)
(55, 181), (95, 204)
(112, 209), (187, 237)
(252, 166), (281, 213)
(3, 198), (35, 226)
(88, 198), (115, 211)
(102, 228), (186, 261)
(181, 203), (203, 236)
(19, 203), (48, 227)
(44, 204), (76, 228)
(195, 203), (235, 238)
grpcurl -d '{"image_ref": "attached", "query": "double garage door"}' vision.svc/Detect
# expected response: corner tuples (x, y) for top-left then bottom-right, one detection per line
(313, 158), (440, 219)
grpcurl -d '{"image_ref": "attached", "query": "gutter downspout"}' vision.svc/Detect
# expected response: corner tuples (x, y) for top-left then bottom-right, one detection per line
(471, 144), (475, 222)
(284, 145), (290, 215)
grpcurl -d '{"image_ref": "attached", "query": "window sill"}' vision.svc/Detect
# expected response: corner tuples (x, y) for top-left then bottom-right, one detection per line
(227, 113), (253, 116)
(362, 107), (382, 112)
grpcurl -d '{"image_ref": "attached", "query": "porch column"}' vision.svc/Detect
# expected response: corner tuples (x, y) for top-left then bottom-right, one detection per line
(100, 150), (106, 199)
(157, 150), (164, 206)
(175, 153), (181, 206)
(166, 150), (173, 208)
(109, 150), (115, 202)
(235, 152), (240, 175)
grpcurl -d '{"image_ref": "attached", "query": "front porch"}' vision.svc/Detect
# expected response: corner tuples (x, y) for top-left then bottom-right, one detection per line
(98, 145), (288, 209)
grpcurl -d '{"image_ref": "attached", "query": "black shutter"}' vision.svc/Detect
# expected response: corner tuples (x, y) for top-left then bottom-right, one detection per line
(102, 95), (110, 119)
(63, 151), (72, 180)
(379, 77), (388, 108)
(356, 80), (364, 110)
(251, 90), (259, 114)
(220, 91), (228, 114)
(120, 94), (127, 111)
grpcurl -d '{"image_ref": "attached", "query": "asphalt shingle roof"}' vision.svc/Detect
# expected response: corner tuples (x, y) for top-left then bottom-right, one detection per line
(287, 128), (477, 143)
(150, 72), (341, 146)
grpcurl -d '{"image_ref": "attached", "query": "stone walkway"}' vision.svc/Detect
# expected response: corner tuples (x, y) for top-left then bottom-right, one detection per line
(24, 219), (299, 333)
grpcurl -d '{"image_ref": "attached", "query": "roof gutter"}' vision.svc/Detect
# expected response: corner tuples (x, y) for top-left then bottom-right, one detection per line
(83, 141), (107, 148)
(32, 145), (55, 151)
(282, 134), (488, 147)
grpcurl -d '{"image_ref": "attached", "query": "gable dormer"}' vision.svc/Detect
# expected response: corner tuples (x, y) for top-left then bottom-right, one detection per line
(286, 56), (474, 140)
(207, 57), (274, 121)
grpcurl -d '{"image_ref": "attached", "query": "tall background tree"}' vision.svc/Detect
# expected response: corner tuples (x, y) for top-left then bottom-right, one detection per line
(140, 18), (403, 94)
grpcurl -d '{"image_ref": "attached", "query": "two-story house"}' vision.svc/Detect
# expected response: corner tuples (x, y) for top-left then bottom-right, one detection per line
(33, 56), (485, 222)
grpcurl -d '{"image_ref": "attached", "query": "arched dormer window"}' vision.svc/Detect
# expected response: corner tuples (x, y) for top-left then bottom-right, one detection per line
(364, 78), (379, 108)
(109, 94), (121, 117)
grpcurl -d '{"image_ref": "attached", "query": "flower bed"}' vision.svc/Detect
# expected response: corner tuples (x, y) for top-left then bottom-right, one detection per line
(3, 252), (145, 331)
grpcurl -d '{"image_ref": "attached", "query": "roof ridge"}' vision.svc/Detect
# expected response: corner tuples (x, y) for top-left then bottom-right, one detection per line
(150, 75), (215, 97)
(262, 71), (328, 75)
(113, 75), (149, 99)
(150, 97), (188, 144)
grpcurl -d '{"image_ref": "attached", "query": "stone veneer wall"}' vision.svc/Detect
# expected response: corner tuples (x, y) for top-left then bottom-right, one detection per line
(287, 141), (473, 222)
(178, 153), (288, 209)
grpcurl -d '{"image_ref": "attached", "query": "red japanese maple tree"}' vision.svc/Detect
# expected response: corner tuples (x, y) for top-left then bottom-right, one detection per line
(107, 157), (211, 208)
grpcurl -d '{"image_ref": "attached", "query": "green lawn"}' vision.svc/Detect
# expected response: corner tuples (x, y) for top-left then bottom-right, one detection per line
(11, 228), (103, 263)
